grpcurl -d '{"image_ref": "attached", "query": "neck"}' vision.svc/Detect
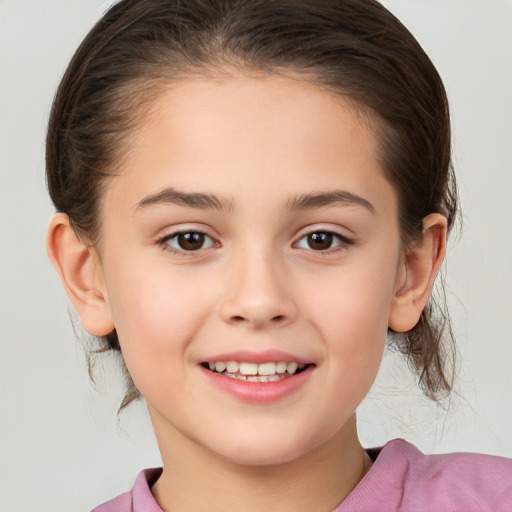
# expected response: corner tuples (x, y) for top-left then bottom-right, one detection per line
(150, 412), (372, 512)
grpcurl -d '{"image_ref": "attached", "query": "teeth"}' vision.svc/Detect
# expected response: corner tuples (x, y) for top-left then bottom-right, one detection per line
(286, 362), (298, 374)
(215, 361), (226, 372)
(276, 362), (287, 373)
(239, 362), (258, 375)
(226, 373), (246, 380)
(235, 374), (276, 383)
(226, 361), (238, 373)
(257, 362), (276, 375)
(206, 360), (307, 378)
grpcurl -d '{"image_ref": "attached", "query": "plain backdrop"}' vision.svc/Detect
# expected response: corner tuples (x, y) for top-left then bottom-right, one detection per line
(0, 1), (511, 511)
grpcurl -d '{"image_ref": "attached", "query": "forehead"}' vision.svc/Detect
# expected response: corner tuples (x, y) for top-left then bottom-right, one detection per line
(105, 74), (396, 217)
(139, 73), (373, 155)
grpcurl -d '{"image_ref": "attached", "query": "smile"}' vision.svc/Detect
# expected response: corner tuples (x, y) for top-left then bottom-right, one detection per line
(202, 361), (309, 382)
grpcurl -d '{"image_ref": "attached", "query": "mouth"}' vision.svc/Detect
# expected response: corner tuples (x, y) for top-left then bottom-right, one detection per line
(201, 360), (312, 383)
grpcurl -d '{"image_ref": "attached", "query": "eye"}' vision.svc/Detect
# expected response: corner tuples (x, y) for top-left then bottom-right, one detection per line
(161, 231), (216, 252)
(295, 231), (352, 251)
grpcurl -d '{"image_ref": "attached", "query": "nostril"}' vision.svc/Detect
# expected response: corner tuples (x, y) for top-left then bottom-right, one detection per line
(229, 314), (285, 325)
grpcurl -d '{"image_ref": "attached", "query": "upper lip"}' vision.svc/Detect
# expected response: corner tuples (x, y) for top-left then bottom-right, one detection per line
(200, 349), (312, 365)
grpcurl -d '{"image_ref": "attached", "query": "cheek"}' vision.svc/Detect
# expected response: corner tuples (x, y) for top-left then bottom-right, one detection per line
(305, 255), (396, 338)
(301, 256), (396, 389)
(328, 287), (388, 384)
(319, 290), (388, 424)
(103, 262), (214, 387)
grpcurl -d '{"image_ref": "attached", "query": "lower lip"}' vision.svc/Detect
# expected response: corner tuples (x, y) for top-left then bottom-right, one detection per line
(199, 366), (314, 404)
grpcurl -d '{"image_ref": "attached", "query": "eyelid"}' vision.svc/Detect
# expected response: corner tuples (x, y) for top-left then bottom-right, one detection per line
(156, 225), (220, 256)
(154, 224), (353, 257)
(292, 226), (354, 252)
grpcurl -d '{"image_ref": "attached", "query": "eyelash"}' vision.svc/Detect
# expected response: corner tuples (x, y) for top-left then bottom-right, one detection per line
(157, 229), (353, 256)
(294, 231), (354, 254)
(158, 231), (218, 256)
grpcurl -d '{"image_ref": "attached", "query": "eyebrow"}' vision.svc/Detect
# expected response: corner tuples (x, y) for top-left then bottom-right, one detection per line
(135, 187), (375, 215)
(135, 187), (234, 212)
(286, 191), (376, 214)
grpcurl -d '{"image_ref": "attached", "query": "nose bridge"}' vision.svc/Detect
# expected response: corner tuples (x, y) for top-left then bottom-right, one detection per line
(220, 241), (296, 329)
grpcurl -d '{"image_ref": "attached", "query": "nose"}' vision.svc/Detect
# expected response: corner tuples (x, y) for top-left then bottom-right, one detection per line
(220, 249), (297, 330)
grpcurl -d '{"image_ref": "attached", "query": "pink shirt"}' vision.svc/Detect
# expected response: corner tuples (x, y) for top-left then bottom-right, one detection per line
(92, 439), (512, 511)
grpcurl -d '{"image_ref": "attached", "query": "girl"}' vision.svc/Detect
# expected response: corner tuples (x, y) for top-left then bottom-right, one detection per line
(45, 0), (512, 510)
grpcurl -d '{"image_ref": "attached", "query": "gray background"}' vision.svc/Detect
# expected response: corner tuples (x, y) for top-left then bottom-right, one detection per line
(1, 0), (511, 510)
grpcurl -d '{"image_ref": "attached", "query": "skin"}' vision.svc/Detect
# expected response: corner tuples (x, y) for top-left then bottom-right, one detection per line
(47, 74), (447, 511)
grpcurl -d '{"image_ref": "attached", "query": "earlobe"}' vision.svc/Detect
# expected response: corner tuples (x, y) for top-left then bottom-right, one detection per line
(46, 213), (115, 336)
(388, 214), (447, 332)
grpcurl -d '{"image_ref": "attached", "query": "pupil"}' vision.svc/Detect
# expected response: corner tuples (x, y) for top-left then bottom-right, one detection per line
(178, 232), (204, 250)
(308, 232), (332, 250)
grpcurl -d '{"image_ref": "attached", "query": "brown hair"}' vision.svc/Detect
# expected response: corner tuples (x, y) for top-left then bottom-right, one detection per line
(46, 0), (458, 411)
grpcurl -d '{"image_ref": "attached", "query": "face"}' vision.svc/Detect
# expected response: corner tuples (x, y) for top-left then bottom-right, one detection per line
(96, 74), (404, 466)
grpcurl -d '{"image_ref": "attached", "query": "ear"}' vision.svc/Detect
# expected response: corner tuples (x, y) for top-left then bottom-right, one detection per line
(46, 213), (115, 336)
(388, 213), (447, 333)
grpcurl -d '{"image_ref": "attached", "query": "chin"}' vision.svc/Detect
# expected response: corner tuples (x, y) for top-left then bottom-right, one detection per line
(208, 430), (322, 468)
(221, 446), (303, 467)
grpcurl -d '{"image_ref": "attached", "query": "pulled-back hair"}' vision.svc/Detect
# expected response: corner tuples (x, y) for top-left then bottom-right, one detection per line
(46, 0), (458, 411)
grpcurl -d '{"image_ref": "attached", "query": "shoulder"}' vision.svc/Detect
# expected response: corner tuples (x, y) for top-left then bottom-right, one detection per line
(396, 438), (512, 481)
(388, 439), (512, 487)
(91, 468), (163, 512)
(91, 490), (132, 512)
(339, 439), (512, 512)
(382, 439), (512, 511)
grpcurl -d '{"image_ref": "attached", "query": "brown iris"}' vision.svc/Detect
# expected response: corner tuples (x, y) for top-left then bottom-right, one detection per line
(307, 232), (333, 250)
(177, 232), (205, 250)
